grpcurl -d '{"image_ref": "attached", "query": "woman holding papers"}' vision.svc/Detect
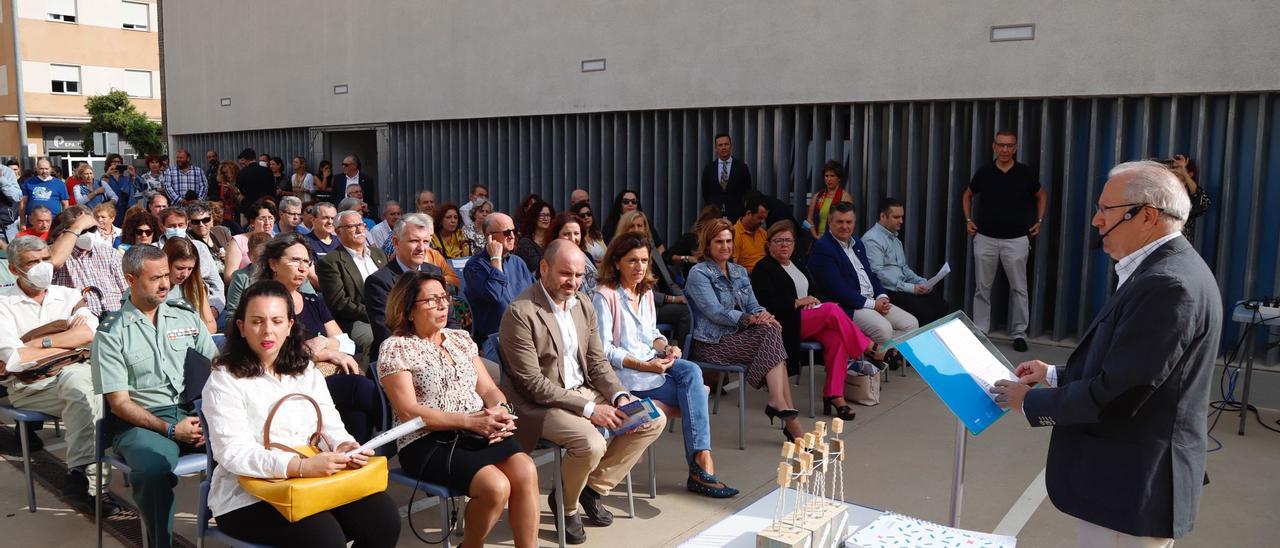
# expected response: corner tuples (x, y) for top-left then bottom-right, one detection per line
(593, 232), (738, 499)
(751, 221), (884, 421)
(684, 218), (807, 442)
(378, 270), (539, 548)
(202, 281), (400, 547)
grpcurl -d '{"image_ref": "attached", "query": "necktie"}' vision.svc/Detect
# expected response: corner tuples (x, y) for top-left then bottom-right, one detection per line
(719, 161), (730, 190)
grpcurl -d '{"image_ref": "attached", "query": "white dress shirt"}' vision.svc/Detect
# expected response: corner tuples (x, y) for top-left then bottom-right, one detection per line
(539, 283), (601, 417)
(202, 365), (356, 517)
(835, 236), (884, 303)
(0, 285), (99, 391)
(344, 245), (379, 280)
(345, 172), (361, 190)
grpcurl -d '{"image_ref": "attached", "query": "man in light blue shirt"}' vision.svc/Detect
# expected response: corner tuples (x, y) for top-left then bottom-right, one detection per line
(862, 198), (952, 325)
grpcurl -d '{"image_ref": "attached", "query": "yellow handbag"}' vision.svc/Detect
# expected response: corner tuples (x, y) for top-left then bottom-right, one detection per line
(237, 393), (388, 522)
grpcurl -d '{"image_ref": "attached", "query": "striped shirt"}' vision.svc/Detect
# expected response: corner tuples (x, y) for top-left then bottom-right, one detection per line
(163, 165), (207, 202)
(52, 242), (126, 316)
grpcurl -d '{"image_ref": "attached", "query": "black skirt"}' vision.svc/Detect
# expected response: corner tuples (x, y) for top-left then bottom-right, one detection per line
(397, 431), (521, 495)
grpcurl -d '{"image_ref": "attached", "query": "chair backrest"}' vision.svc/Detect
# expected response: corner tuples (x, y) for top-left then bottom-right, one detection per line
(194, 398), (218, 474)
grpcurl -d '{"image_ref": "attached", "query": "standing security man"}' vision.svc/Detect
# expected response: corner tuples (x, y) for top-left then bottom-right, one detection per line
(91, 245), (218, 548)
(991, 161), (1221, 547)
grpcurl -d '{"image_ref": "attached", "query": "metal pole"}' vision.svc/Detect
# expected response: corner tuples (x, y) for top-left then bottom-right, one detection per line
(10, 0), (29, 166)
(949, 419), (967, 527)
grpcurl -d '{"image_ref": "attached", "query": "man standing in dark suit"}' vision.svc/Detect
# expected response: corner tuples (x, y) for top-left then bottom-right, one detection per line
(339, 155), (376, 216)
(362, 212), (457, 363)
(700, 132), (752, 221)
(317, 209), (387, 367)
(234, 148), (274, 209)
(992, 161), (1221, 547)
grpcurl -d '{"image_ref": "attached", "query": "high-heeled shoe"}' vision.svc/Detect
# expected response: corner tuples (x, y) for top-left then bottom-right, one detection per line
(822, 396), (857, 421)
(764, 405), (800, 425)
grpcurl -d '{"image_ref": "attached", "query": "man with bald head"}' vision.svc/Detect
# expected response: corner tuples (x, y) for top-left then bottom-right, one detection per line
(570, 188), (590, 208)
(499, 239), (665, 544)
(464, 212), (535, 351)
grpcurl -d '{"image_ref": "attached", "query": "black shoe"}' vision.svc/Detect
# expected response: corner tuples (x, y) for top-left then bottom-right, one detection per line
(61, 467), (89, 498)
(578, 487), (613, 527)
(1013, 337), (1028, 352)
(90, 493), (128, 518)
(885, 349), (903, 371)
(564, 513), (587, 544)
(764, 405), (800, 425)
(822, 397), (857, 421)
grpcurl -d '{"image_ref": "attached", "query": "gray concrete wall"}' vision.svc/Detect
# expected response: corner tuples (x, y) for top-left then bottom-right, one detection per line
(162, 0), (1280, 134)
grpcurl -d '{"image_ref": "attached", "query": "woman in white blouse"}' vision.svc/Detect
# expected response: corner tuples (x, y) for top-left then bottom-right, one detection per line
(202, 280), (400, 547)
(379, 270), (536, 548)
(592, 232), (737, 499)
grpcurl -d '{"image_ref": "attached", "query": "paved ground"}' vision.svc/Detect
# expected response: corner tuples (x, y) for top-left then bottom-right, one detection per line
(3, 338), (1278, 547)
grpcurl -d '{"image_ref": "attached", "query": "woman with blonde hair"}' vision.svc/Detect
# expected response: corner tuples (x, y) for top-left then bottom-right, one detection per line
(163, 237), (219, 332)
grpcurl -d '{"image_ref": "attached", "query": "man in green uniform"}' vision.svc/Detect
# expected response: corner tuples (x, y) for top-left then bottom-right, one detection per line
(91, 244), (217, 548)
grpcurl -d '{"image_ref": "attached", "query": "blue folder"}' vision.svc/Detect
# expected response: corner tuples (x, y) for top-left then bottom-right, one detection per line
(886, 311), (1013, 436)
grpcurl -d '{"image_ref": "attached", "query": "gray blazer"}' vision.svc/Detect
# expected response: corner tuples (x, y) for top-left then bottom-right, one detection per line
(1023, 236), (1222, 539)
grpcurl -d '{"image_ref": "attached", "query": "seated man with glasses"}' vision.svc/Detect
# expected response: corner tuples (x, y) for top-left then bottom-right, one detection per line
(317, 209), (387, 368)
(464, 213), (535, 360)
(156, 207), (226, 314)
(363, 213), (459, 364)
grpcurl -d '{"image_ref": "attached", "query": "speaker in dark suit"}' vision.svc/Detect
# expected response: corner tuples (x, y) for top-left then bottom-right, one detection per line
(993, 162), (1222, 545)
(700, 133), (752, 221)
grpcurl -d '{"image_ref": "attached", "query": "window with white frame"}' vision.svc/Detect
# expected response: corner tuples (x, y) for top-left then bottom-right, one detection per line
(122, 69), (152, 98)
(122, 2), (149, 30)
(48, 0), (77, 23)
(50, 64), (81, 94)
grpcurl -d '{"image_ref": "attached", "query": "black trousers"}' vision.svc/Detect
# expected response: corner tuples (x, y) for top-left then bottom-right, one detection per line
(886, 290), (952, 326)
(216, 492), (401, 548)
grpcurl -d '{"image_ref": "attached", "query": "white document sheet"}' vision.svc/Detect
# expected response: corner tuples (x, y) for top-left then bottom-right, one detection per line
(932, 318), (1016, 400)
(344, 416), (425, 457)
(921, 262), (951, 290)
(847, 512), (1016, 547)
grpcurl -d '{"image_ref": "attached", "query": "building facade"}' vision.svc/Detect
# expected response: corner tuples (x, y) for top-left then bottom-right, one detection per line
(0, 0), (159, 168)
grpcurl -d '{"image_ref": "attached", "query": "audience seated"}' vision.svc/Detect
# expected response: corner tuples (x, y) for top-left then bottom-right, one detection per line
(231, 199), (277, 269)
(498, 239), (666, 544)
(91, 245), (219, 548)
(461, 197), (493, 250)
(431, 202), (474, 259)
(613, 211), (691, 348)
(202, 281), (399, 548)
(683, 218), (806, 441)
(0, 236), (120, 513)
(256, 233), (378, 442)
(47, 206), (127, 316)
(862, 198), (953, 325)
(593, 233), (737, 498)
(463, 213), (535, 352)
(808, 202), (917, 365)
(89, 202), (121, 249)
(730, 193), (770, 273)
(316, 209), (387, 368)
(569, 200), (606, 263)
(185, 202), (240, 284)
(157, 207), (226, 314)
(664, 205), (722, 279)
(303, 202), (342, 260)
(366, 200), (402, 255)
(458, 184), (489, 228)
(363, 212), (458, 364)
(162, 238), (219, 333)
(119, 206), (159, 251)
(17, 205), (52, 240)
(513, 198), (554, 274)
(545, 212), (598, 297)
(750, 221), (883, 421)
(603, 190), (664, 252)
(221, 231), (272, 321)
(378, 271), (538, 547)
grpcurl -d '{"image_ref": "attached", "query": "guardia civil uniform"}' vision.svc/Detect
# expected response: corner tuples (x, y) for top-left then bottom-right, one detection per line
(91, 297), (216, 548)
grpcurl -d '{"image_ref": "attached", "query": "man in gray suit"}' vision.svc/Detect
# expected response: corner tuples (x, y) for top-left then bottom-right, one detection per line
(316, 209), (387, 367)
(992, 160), (1221, 547)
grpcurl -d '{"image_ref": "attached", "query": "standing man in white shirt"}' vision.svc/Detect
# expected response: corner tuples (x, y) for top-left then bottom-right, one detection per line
(458, 184), (489, 227)
(340, 155), (375, 218)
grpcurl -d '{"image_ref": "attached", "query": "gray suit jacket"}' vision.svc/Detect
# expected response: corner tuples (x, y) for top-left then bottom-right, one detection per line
(316, 246), (387, 332)
(1023, 236), (1222, 538)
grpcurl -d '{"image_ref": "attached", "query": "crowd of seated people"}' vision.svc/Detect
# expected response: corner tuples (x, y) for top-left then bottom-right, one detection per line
(0, 142), (979, 547)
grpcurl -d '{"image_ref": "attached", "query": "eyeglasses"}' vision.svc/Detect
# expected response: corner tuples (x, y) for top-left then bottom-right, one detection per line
(1094, 202), (1161, 216)
(135, 228), (153, 236)
(190, 217), (212, 225)
(537, 212), (552, 219)
(489, 228), (517, 238)
(281, 210), (301, 217)
(283, 257), (313, 269)
(621, 198), (639, 206)
(337, 223), (365, 231)
(341, 162), (354, 167)
(415, 293), (452, 309)
(255, 215), (275, 223)
(770, 238), (795, 246)
(994, 143), (1017, 149)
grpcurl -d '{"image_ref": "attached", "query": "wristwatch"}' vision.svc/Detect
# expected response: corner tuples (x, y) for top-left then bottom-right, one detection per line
(41, 337), (52, 349)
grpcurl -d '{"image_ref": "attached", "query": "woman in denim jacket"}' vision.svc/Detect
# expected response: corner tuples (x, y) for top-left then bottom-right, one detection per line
(684, 218), (805, 441)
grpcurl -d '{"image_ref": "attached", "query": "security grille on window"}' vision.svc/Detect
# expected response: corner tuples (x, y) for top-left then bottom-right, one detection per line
(123, 70), (152, 98)
(51, 64), (81, 94)
(48, 0), (77, 22)
(122, 2), (149, 30)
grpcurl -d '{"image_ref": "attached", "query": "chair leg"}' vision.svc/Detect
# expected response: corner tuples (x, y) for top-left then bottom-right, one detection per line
(882, 365), (890, 384)
(95, 460), (103, 548)
(18, 422), (35, 512)
(737, 372), (746, 450)
(54, 420), (62, 438)
(553, 449), (566, 548)
(625, 472), (635, 518)
(439, 496), (452, 548)
(711, 373), (724, 415)
(808, 349), (817, 419)
(647, 446), (657, 498)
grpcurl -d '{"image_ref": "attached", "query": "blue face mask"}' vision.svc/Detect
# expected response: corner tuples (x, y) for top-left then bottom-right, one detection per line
(164, 228), (187, 240)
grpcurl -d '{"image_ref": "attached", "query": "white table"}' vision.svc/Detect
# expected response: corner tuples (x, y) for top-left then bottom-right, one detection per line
(679, 487), (884, 547)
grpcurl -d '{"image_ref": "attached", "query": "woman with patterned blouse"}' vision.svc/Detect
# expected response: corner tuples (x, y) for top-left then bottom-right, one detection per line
(378, 270), (538, 548)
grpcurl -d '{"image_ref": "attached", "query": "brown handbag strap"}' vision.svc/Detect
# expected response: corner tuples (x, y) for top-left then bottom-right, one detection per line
(261, 393), (327, 455)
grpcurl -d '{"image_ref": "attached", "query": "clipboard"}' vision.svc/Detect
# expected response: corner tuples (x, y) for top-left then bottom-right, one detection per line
(884, 311), (1016, 436)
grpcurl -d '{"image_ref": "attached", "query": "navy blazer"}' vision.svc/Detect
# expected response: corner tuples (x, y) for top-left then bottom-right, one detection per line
(700, 157), (752, 221)
(807, 232), (886, 314)
(363, 259), (447, 363)
(1023, 236), (1221, 539)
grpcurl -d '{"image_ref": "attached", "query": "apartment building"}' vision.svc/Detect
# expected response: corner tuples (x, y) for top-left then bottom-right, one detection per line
(0, 0), (159, 168)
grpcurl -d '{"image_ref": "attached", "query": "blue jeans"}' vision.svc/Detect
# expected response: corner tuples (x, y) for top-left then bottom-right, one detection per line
(633, 359), (709, 466)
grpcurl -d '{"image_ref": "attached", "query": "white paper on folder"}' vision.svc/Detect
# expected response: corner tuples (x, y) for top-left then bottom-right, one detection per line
(921, 262), (951, 290)
(933, 318), (1016, 400)
(344, 416), (425, 457)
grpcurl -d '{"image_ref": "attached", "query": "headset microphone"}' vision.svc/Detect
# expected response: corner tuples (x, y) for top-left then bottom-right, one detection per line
(1091, 205), (1144, 250)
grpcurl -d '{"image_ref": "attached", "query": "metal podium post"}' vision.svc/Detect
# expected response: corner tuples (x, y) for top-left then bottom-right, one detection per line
(949, 419), (967, 527)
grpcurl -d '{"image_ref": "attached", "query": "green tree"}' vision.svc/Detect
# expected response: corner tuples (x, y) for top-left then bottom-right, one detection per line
(80, 90), (164, 156)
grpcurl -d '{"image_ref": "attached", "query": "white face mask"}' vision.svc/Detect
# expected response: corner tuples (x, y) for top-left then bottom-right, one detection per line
(38, 174), (52, 182)
(164, 228), (187, 240)
(75, 232), (94, 250)
(21, 261), (53, 290)
(259, 161), (268, 167)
